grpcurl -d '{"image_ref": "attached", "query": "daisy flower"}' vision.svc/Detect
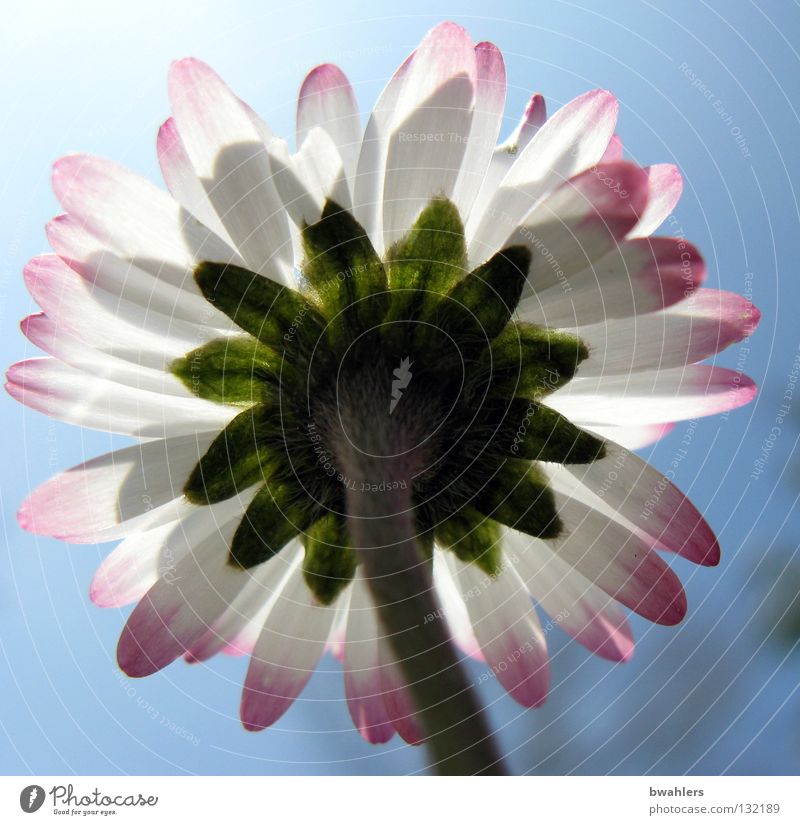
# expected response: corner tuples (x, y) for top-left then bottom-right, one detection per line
(9, 21), (759, 754)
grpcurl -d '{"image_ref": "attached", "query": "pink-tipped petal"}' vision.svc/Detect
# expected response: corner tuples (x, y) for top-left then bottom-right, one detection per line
(509, 532), (635, 662)
(241, 561), (337, 731)
(466, 92), (547, 232)
(21, 312), (186, 398)
(51, 153), (239, 283)
(156, 117), (231, 241)
(512, 93), (548, 150)
(467, 88), (620, 264)
(566, 607), (635, 660)
(630, 163), (683, 238)
(117, 500), (257, 677)
(296, 63), (361, 183)
(432, 550), (485, 662)
(393, 22), (477, 122)
(45, 214), (231, 331)
(543, 441), (721, 566)
(219, 600), (273, 659)
(91, 520), (189, 607)
(511, 162), (650, 326)
(168, 58), (294, 284)
(381, 22), (477, 248)
(545, 495), (687, 626)
(343, 575), (395, 745)
(377, 641), (425, 745)
(452, 555), (550, 708)
(521, 235), (706, 329)
(600, 133), (623, 162)
(571, 289), (760, 377)
(185, 543), (300, 664)
(549, 364), (757, 427)
(17, 433), (214, 543)
(22, 253), (205, 366)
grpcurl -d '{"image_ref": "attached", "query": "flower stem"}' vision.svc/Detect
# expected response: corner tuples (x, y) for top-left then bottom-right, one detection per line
(344, 465), (507, 775)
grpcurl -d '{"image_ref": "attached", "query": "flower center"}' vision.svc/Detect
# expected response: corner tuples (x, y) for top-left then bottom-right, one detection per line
(171, 198), (603, 604)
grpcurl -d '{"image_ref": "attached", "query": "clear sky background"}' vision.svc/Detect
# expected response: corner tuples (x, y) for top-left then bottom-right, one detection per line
(1, 0), (799, 775)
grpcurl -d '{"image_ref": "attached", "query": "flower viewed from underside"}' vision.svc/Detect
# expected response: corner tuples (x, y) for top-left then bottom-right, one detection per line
(9, 22), (759, 745)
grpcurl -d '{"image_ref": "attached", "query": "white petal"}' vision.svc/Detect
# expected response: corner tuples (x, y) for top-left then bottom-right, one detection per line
(91, 493), (251, 607)
(91, 520), (184, 608)
(467, 93), (546, 229)
(451, 41), (506, 222)
(22, 313), (190, 397)
(7, 357), (237, 437)
(582, 422), (676, 451)
(352, 52), (413, 249)
(432, 549), (484, 661)
(276, 127), (348, 220)
(247, 107), (347, 224)
(381, 22), (477, 248)
(47, 214), (236, 331)
(157, 117), (234, 243)
(325, 590), (350, 662)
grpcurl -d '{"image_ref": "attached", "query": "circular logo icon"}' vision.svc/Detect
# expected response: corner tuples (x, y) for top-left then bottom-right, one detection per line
(19, 785), (46, 813)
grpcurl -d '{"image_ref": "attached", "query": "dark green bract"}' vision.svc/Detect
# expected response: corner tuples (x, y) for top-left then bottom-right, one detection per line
(172, 198), (603, 605)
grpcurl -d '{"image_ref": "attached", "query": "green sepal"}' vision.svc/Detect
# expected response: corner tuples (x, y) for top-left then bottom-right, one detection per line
(171, 335), (299, 406)
(302, 513), (358, 605)
(230, 483), (318, 569)
(184, 406), (284, 505)
(435, 508), (502, 575)
(484, 323), (589, 399)
(496, 399), (607, 463)
(473, 459), (562, 540)
(301, 201), (389, 334)
(427, 246), (531, 348)
(384, 198), (466, 330)
(194, 261), (326, 355)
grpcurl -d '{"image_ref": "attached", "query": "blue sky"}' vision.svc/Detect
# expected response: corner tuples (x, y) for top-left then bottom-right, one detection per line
(1, 0), (799, 775)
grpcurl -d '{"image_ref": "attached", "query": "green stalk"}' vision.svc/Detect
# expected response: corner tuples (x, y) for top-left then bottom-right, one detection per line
(343, 453), (506, 775)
